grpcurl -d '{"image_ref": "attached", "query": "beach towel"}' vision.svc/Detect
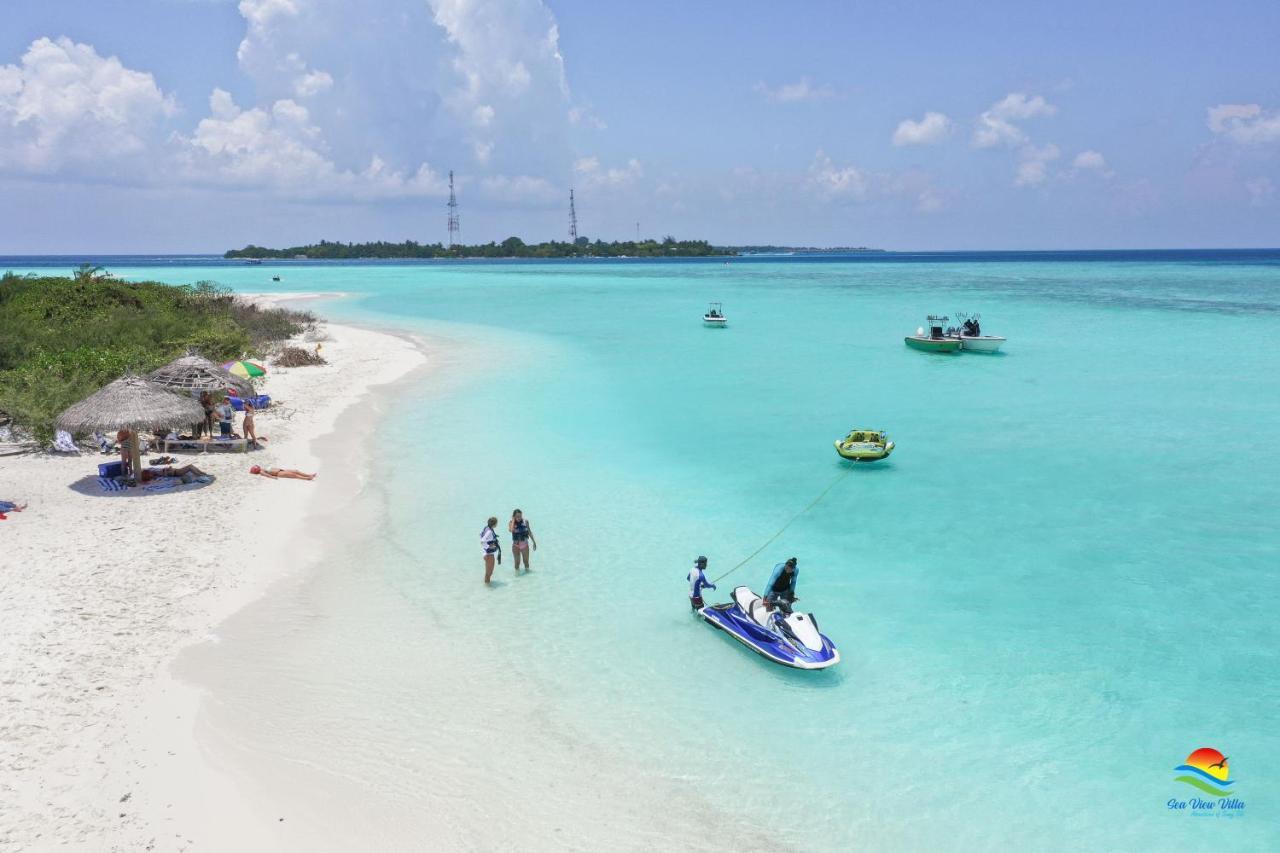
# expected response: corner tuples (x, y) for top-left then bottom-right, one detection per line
(98, 476), (129, 492)
(52, 430), (79, 453)
(143, 477), (181, 492)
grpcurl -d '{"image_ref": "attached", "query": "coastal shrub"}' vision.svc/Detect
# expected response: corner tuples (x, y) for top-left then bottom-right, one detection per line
(0, 272), (314, 443)
(273, 346), (327, 367)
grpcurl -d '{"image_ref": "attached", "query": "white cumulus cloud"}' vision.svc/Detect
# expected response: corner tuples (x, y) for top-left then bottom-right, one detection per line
(893, 111), (952, 146)
(808, 151), (869, 199)
(1072, 150), (1106, 170)
(1206, 103), (1280, 144)
(1014, 143), (1060, 187)
(973, 92), (1055, 148)
(480, 173), (558, 203)
(0, 37), (176, 176)
(574, 155), (642, 189)
(754, 78), (834, 103)
(293, 68), (333, 97)
(179, 88), (447, 198)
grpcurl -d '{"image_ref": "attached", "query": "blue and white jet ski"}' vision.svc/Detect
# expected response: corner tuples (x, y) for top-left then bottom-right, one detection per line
(699, 586), (839, 670)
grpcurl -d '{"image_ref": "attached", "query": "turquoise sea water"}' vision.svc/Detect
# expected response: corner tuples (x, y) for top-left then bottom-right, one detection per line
(9, 253), (1278, 849)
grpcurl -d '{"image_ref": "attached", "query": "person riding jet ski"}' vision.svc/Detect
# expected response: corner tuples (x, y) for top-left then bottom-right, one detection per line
(764, 557), (799, 614)
(687, 556), (716, 611)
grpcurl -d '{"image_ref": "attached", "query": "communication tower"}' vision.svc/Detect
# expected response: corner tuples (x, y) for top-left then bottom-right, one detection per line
(446, 170), (460, 248)
(569, 189), (578, 243)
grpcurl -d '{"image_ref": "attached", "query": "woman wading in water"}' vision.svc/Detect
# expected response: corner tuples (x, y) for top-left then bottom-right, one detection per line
(481, 516), (502, 584)
(508, 508), (537, 573)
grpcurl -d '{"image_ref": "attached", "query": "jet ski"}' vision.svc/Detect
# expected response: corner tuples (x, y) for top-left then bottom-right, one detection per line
(699, 586), (839, 670)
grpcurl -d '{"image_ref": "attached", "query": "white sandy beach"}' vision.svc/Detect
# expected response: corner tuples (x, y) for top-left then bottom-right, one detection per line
(2, 295), (776, 853)
(0, 298), (428, 850)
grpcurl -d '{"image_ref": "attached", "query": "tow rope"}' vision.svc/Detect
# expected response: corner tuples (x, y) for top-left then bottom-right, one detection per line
(709, 467), (853, 584)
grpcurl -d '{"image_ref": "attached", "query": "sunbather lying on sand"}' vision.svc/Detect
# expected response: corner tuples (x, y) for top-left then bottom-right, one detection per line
(139, 464), (208, 483)
(0, 500), (28, 518)
(249, 465), (316, 481)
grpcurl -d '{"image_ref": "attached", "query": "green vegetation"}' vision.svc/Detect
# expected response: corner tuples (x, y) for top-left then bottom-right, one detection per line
(0, 270), (313, 443)
(721, 245), (884, 254)
(225, 236), (732, 259)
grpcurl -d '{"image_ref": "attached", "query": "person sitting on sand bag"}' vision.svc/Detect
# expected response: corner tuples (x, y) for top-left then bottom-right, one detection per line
(249, 465), (316, 481)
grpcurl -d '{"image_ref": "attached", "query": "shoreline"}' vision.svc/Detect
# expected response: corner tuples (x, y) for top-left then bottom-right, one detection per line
(0, 309), (430, 849)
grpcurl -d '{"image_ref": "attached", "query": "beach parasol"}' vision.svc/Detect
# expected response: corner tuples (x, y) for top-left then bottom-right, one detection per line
(148, 352), (254, 397)
(57, 373), (205, 481)
(223, 359), (266, 379)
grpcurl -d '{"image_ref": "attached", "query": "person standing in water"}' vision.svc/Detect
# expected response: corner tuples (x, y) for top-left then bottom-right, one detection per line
(687, 556), (716, 611)
(508, 509), (537, 572)
(481, 516), (502, 584)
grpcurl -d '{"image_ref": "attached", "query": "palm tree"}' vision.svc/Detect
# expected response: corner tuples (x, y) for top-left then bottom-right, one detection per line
(72, 263), (108, 283)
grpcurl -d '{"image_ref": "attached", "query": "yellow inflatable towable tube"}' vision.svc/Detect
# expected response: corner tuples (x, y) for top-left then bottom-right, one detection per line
(834, 429), (895, 462)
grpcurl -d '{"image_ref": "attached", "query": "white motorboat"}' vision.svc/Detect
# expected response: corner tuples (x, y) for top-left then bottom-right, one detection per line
(703, 302), (728, 327)
(951, 313), (1005, 352)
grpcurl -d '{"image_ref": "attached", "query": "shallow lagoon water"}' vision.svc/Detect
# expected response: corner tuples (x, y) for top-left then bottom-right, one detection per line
(10, 253), (1277, 849)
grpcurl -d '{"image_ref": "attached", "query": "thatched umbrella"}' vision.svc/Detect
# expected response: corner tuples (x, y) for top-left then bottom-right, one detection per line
(57, 374), (205, 480)
(148, 352), (254, 398)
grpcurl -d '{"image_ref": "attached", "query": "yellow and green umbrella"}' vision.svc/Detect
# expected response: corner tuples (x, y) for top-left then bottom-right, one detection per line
(222, 359), (267, 379)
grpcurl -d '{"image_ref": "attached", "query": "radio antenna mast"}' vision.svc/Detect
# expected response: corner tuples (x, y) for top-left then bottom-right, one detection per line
(568, 188), (578, 243)
(446, 170), (460, 249)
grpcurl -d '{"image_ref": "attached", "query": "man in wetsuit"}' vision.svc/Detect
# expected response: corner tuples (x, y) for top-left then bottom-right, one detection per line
(764, 557), (799, 614)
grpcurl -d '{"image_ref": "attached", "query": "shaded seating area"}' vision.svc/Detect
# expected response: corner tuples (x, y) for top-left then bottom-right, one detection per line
(58, 374), (207, 491)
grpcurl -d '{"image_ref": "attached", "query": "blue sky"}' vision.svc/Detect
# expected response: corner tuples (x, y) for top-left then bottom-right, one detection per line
(1, 0), (1278, 252)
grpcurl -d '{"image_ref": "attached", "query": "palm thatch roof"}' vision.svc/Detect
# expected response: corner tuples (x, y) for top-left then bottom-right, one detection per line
(57, 373), (205, 435)
(148, 352), (254, 397)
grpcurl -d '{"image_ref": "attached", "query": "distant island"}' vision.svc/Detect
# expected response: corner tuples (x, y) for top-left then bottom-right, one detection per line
(225, 237), (732, 260)
(724, 245), (885, 255)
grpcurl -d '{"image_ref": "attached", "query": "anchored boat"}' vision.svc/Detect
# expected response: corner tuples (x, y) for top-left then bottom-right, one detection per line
(950, 312), (1005, 352)
(905, 315), (961, 353)
(703, 302), (727, 327)
(834, 429), (894, 461)
(700, 586), (839, 669)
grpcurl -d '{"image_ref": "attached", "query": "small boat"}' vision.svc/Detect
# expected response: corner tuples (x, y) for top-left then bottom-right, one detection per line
(245, 258), (263, 265)
(700, 586), (839, 670)
(703, 302), (727, 327)
(951, 312), (1005, 353)
(905, 315), (961, 353)
(834, 429), (894, 461)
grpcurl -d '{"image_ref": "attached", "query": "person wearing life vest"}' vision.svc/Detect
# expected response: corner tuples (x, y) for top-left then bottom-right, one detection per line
(481, 516), (502, 584)
(508, 508), (537, 573)
(687, 556), (716, 611)
(764, 557), (799, 614)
